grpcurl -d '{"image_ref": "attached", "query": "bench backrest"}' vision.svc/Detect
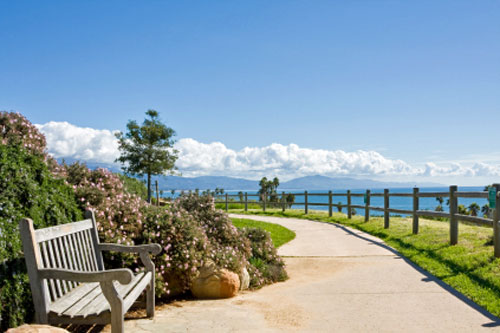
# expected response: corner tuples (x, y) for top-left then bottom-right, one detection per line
(19, 210), (103, 319)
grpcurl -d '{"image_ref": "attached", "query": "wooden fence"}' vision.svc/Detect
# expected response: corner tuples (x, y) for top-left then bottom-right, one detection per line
(215, 184), (500, 257)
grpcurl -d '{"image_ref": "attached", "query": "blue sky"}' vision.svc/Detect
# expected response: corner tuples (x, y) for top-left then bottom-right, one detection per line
(1, 1), (500, 184)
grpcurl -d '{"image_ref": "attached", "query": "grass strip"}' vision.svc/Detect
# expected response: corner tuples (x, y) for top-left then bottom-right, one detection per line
(230, 208), (500, 317)
(231, 217), (296, 248)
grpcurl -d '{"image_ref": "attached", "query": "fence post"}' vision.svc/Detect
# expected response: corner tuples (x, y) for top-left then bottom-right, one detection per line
(413, 187), (419, 234)
(244, 192), (248, 212)
(305, 191), (308, 214)
(384, 189), (389, 229)
(328, 190), (333, 217)
(282, 191), (286, 212)
(225, 193), (228, 212)
(263, 194), (266, 212)
(155, 180), (159, 206)
(364, 189), (370, 222)
(449, 185), (458, 245)
(493, 184), (500, 257)
(347, 190), (352, 219)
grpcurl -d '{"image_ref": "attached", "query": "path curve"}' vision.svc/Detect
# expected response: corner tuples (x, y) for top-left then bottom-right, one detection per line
(115, 214), (500, 332)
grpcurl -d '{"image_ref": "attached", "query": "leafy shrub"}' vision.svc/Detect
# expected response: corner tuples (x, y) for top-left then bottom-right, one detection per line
(118, 174), (148, 201)
(0, 144), (82, 330)
(0, 111), (288, 329)
(241, 228), (288, 288)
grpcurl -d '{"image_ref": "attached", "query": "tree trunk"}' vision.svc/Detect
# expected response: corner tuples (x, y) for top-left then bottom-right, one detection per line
(147, 173), (152, 203)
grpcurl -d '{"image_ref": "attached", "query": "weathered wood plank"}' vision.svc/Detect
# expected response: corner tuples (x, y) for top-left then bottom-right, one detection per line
(19, 218), (50, 323)
(35, 219), (93, 243)
(69, 233), (84, 272)
(41, 241), (58, 302)
(85, 210), (104, 270)
(416, 192), (449, 197)
(455, 191), (488, 198)
(49, 238), (67, 295)
(416, 210), (449, 218)
(50, 282), (100, 314)
(455, 214), (492, 226)
(387, 208), (413, 215)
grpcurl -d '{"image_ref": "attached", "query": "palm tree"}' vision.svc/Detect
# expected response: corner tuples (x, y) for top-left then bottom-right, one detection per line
(468, 203), (480, 216)
(481, 204), (490, 217)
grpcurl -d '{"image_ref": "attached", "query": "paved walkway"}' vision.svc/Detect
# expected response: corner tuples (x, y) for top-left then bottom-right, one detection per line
(112, 215), (500, 332)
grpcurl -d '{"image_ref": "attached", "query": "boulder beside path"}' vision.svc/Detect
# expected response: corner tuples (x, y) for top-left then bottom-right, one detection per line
(191, 261), (240, 299)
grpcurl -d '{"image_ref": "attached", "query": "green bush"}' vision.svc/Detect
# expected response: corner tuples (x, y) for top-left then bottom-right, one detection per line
(0, 111), (289, 329)
(242, 228), (288, 287)
(118, 174), (148, 201)
(0, 144), (82, 330)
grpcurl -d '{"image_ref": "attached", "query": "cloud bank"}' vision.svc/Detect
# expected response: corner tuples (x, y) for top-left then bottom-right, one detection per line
(36, 121), (500, 181)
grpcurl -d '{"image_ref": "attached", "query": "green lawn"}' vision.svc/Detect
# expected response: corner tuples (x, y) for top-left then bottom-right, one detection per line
(231, 217), (296, 248)
(229, 208), (500, 317)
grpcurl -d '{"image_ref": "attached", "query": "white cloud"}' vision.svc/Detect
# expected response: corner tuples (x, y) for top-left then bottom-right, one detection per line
(36, 121), (120, 164)
(174, 139), (416, 179)
(36, 121), (500, 182)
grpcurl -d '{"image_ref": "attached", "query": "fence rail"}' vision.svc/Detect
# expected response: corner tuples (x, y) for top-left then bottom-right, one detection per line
(215, 184), (500, 257)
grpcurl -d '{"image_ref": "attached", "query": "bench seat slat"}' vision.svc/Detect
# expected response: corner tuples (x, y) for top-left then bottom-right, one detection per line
(35, 219), (93, 243)
(49, 272), (148, 318)
(50, 282), (99, 314)
(90, 272), (150, 316)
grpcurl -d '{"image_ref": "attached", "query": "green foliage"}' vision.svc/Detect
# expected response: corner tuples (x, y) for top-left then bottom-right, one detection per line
(115, 110), (178, 202)
(231, 218), (295, 248)
(118, 174), (148, 200)
(241, 228), (288, 287)
(0, 145), (82, 330)
(258, 177), (280, 205)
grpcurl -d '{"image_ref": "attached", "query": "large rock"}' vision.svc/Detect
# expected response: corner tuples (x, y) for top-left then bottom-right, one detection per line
(6, 325), (69, 333)
(239, 266), (250, 290)
(191, 261), (240, 299)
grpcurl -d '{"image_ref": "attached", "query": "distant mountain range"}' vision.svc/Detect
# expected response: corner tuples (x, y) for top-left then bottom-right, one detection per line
(57, 159), (442, 191)
(155, 175), (443, 191)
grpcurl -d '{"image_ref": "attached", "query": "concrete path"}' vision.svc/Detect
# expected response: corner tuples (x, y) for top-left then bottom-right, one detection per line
(112, 215), (500, 332)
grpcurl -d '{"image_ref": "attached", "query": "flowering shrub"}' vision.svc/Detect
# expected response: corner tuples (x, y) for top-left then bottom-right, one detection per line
(242, 228), (288, 288)
(0, 112), (288, 329)
(0, 111), (62, 174)
(0, 144), (82, 331)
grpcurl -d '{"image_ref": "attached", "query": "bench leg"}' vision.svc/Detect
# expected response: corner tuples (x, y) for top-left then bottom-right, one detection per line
(140, 252), (156, 318)
(146, 276), (155, 318)
(101, 281), (124, 333)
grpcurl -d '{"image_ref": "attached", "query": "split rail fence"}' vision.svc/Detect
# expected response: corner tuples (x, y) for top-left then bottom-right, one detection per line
(215, 184), (500, 257)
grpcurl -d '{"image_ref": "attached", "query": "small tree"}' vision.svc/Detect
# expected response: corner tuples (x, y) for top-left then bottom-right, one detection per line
(115, 110), (178, 203)
(258, 177), (280, 206)
(468, 202), (480, 216)
(481, 204), (490, 218)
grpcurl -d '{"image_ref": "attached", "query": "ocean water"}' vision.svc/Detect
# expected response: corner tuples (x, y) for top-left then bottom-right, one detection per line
(223, 186), (488, 216)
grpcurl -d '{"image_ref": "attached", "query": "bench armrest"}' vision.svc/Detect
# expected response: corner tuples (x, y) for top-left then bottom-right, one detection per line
(98, 243), (162, 255)
(38, 268), (133, 285)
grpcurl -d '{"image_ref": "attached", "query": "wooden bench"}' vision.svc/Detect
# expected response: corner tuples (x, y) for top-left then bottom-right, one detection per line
(19, 209), (161, 333)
